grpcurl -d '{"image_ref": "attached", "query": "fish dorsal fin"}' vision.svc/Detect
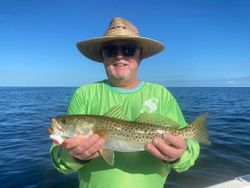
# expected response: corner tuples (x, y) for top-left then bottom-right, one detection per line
(103, 106), (127, 120)
(135, 113), (180, 128)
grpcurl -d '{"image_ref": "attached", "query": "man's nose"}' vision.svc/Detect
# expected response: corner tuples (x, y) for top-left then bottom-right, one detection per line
(115, 50), (124, 58)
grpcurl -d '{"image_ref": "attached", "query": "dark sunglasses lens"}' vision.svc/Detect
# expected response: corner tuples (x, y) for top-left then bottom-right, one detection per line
(102, 46), (117, 57)
(121, 45), (137, 56)
(102, 44), (138, 57)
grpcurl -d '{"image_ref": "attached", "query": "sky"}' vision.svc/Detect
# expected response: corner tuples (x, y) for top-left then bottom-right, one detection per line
(0, 0), (249, 87)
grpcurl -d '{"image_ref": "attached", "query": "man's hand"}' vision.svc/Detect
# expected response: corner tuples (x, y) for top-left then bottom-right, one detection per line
(145, 132), (187, 162)
(61, 134), (105, 161)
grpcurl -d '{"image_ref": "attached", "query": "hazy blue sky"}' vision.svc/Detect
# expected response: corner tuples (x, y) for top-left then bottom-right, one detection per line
(1, 0), (249, 87)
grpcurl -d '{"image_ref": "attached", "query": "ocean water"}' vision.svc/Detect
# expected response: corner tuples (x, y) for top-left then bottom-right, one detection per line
(0, 87), (249, 188)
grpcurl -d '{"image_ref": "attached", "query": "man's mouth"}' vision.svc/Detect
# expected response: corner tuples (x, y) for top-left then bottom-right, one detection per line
(113, 63), (128, 67)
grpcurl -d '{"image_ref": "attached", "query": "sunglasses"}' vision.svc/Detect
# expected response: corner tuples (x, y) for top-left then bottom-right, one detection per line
(101, 44), (140, 58)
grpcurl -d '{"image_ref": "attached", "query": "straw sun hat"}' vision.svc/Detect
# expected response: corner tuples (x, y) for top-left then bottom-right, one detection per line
(76, 17), (164, 63)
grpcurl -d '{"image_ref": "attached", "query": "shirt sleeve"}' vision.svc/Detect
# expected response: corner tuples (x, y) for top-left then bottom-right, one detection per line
(49, 88), (88, 174)
(67, 87), (87, 115)
(50, 144), (87, 174)
(170, 139), (200, 172)
(164, 93), (201, 172)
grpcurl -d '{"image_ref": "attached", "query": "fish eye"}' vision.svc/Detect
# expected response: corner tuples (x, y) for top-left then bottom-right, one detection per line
(61, 118), (66, 124)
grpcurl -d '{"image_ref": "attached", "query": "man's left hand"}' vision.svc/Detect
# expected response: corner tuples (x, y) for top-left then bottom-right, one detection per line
(145, 132), (187, 162)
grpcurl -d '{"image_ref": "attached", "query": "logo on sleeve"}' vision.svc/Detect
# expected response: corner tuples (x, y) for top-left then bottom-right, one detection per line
(140, 98), (159, 113)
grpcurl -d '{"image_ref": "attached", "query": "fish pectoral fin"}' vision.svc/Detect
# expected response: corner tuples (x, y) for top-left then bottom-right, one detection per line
(95, 130), (108, 140)
(100, 149), (115, 166)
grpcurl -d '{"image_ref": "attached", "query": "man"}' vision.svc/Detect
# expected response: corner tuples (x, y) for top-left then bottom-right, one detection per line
(50, 17), (200, 188)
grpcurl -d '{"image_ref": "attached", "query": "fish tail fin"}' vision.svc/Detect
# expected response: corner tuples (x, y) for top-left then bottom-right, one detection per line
(187, 113), (211, 145)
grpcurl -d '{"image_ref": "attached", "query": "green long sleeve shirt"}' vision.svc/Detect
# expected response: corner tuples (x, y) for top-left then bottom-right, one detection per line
(50, 80), (200, 188)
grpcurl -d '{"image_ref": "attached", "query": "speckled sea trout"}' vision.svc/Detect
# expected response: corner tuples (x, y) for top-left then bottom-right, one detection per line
(48, 106), (211, 165)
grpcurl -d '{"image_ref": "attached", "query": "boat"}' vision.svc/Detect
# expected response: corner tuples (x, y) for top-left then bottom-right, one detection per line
(206, 174), (250, 188)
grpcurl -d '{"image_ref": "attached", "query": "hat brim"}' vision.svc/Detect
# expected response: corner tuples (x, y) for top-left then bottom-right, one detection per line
(76, 36), (164, 63)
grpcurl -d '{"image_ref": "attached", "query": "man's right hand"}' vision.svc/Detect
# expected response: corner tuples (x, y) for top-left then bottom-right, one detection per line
(61, 134), (105, 161)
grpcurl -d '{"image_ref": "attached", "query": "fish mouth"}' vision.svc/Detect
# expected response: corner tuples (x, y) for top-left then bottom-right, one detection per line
(50, 134), (65, 145)
(49, 118), (64, 136)
(48, 127), (54, 135)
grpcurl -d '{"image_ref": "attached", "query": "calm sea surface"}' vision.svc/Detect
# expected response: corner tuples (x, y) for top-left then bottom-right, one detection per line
(0, 87), (249, 188)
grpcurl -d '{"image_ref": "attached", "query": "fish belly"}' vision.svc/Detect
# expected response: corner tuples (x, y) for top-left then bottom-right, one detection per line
(103, 135), (145, 152)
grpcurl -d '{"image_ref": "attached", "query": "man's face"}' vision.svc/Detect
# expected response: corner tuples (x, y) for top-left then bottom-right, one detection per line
(101, 40), (141, 85)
